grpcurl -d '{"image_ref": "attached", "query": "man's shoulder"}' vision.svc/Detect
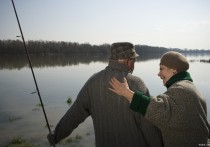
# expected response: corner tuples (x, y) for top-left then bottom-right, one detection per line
(127, 74), (148, 86)
(87, 69), (107, 81)
(127, 74), (144, 82)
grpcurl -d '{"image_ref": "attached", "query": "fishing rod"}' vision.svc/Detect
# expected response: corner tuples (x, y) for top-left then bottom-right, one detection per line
(11, 0), (55, 146)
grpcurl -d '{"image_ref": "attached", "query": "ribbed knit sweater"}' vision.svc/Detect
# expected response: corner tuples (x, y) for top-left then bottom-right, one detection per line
(50, 60), (163, 147)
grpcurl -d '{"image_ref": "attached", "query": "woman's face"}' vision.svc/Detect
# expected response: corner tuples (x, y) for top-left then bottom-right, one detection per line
(158, 65), (175, 85)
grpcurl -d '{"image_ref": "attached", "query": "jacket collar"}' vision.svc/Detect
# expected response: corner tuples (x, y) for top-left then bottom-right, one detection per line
(165, 71), (193, 88)
(106, 60), (129, 72)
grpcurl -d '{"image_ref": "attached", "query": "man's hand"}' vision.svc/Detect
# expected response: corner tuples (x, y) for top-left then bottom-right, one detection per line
(47, 132), (56, 146)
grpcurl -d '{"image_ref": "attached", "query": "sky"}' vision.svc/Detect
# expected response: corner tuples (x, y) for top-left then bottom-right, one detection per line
(1, 0), (210, 50)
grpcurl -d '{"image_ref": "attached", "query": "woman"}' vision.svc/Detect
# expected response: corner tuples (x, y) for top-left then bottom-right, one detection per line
(109, 51), (209, 147)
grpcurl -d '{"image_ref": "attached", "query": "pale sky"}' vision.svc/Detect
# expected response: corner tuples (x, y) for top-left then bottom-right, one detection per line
(1, 0), (210, 50)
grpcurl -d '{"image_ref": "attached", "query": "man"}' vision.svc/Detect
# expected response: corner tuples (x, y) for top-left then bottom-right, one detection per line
(47, 42), (163, 147)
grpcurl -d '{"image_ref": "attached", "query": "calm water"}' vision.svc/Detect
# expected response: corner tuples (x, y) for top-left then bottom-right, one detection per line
(0, 54), (210, 146)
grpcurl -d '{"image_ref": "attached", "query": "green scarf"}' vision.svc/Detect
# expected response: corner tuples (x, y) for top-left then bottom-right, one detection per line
(165, 71), (193, 89)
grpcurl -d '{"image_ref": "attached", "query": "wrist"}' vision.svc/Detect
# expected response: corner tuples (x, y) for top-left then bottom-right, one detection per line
(125, 89), (134, 102)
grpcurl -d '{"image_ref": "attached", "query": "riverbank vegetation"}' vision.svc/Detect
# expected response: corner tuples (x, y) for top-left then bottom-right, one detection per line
(1, 39), (209, 56)
(1, 136), (36, 147)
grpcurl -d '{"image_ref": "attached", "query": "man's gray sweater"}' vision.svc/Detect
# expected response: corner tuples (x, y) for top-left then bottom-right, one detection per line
(50, 60), (163, 147)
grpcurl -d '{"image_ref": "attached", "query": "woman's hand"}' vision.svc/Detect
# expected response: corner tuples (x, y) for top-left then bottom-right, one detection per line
(109, 77), (134, 102)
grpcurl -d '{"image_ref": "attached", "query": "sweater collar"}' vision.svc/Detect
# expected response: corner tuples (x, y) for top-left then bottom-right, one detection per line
(165, 71), (193, 88)
(106, 60), (129, 72)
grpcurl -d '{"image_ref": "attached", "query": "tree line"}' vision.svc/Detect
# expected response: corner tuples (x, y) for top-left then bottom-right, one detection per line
(0, 39), (209, 56)
(0, 40), (110, 56)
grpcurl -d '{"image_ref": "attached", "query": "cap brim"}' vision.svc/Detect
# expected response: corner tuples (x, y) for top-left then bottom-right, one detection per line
(130, 53), (139, 58)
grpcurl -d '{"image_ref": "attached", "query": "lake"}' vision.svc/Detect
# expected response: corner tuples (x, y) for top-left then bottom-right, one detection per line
(0, 53), (210, 146)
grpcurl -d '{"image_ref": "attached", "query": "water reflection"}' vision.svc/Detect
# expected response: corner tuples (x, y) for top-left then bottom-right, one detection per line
(0, 55), (107, 69)
(0, 53), (165, 69)
(0, 53), (210, 70)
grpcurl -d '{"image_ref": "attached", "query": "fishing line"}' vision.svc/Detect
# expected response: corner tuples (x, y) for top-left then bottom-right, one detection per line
(11, 0), (55, 146)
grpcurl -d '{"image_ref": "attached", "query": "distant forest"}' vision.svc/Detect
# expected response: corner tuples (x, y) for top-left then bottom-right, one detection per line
(0, 39), (210, 56)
